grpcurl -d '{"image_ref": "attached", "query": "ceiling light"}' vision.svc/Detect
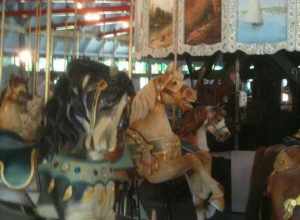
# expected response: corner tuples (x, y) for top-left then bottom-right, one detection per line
(103, 33), (114, 38)
(120, 21), (129, 28)
(18, 49), (31, 64)
(76, 3), (83, 9)
(84, 13), (100, 21)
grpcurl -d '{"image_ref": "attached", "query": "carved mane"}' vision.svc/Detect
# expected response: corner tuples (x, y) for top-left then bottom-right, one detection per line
(129, 80), (157, 125)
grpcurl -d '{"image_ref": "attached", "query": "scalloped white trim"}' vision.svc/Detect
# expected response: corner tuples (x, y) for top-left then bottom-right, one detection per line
(135, 0), (297, 58)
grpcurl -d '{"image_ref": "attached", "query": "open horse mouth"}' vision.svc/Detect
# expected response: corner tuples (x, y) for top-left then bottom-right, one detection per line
(180, 86), (197, 112)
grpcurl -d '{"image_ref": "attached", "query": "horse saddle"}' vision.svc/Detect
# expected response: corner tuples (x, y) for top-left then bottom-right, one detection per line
(0, 131), (37, 190)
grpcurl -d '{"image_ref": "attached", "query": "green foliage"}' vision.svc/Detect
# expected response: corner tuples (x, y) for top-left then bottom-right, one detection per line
(150, 7), (172, 32)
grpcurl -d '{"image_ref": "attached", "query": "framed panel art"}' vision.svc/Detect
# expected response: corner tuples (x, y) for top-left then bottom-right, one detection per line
(226, 0), (297, 54)
(178, 0), (226, 56)
(135, 0), (176, 58)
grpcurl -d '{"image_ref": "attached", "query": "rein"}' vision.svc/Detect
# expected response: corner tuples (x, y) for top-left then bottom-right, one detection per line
(153, 77), (187, 108)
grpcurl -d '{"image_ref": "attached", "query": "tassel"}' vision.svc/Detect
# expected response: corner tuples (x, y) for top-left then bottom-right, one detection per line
(81, 187), (95, 203)
(48, 178), (55, 193)
(63, 185), (73, 202)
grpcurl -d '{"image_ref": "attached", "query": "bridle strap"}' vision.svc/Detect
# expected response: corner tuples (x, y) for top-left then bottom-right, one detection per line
(153, 77), (188, 108)
(89, 80), (108, 149)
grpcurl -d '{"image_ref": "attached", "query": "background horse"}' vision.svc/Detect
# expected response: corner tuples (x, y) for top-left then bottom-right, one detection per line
(0, 75), (44, 220)
(128, 63), (225, 220)
(177, 105), (231, 152)
(0, 75), (43, 142)
(245, 128), (300, 220)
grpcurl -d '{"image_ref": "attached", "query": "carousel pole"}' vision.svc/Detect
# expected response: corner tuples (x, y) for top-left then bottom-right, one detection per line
(173, 0), (178, 68)
(44, 0), (52, 103)
(234, 56), (240, 150)
(172, 0), (179, 127)
(33, 0), (41, 95)
(128, 0), (134, 78)
(0, 0), (6, 86)
(73, 4), (79, 58)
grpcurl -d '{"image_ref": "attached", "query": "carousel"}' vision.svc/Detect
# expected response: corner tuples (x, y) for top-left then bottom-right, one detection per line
(0, 0), (299, 220)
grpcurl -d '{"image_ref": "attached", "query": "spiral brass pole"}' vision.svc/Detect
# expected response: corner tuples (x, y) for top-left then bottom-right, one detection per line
(0, 0), (6, 86)
(44, 0), (52, 103)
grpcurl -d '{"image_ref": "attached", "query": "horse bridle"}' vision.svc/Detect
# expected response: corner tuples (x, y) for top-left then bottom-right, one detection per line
(154, 76), (190, 109)
(89, 79), (108, 150)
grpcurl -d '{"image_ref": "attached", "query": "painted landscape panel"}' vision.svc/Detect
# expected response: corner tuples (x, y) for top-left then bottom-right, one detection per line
(149, 0), (174, 48)
(237, 0), (287, 43)
(184, 0), (222, 45)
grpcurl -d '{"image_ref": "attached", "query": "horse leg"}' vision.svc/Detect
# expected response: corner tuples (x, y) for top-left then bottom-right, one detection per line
(186, 154), (225, 215)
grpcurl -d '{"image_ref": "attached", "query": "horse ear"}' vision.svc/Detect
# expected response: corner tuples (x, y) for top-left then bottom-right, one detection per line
(166, 62), (175, 74)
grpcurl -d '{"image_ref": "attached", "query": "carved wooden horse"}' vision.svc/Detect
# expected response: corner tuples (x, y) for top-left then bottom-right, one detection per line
(0, 75), (44, 220)
(0, 75), (43, 142)
(128, 63), (225, 219)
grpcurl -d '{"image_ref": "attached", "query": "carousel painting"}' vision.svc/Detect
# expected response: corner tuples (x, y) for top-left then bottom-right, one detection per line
(149, 0), (174, 48)
(237, 0), (287, 43)
(184, 0), (222, 45)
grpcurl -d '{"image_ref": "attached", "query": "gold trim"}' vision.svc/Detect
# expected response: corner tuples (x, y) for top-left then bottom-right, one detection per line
(81, 186), (95, 203)
(63, 185), (73, 202)
(48, 178), (55, 193)
(284, 195), (300, 220)
(0, 149), (37, 190)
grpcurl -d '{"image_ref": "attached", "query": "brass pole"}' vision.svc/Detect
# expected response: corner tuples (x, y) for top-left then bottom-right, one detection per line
(0, 0), (6, 86)
(128, 0), (134, 78)
(73, 4), (78, 57)
(33, 0), (41, 95)
(76, 27), (80, 58)
(44, 0), (52, 103)
(173, 0), (178, 68)
(172, 0), (179, 128)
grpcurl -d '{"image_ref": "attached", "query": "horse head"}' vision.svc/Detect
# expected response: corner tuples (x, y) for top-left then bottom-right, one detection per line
(206, 105), (231, 142)
(5, 75), (31, 105)
(44, 59), (134, 161)
(84, 72), (134, 160)
(154, 62), (197, 112)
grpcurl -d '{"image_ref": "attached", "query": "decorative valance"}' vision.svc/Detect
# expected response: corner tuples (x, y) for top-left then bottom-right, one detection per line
(135, 0), (298, 59)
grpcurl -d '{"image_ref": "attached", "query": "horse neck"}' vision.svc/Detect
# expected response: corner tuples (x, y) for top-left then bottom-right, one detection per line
(130, 80), (157, 125)
(131, 102), (175, 142)
(0, 92), (22, 113)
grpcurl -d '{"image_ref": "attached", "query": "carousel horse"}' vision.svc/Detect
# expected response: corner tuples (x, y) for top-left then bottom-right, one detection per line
(0, 75), (43, 142)
(127, 63), (225, 220)
(37, 59), (137, 220)
(177, 105), (231, 152)
(0, 75), (44, 220)
(267, 149), (300, 220)
(246, 129), (300, 220)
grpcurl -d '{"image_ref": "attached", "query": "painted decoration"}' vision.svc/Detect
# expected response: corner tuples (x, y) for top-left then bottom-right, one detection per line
(237, 0), (287, 43)
(184, 0), (222, 45)
(149, 0), (174, 48)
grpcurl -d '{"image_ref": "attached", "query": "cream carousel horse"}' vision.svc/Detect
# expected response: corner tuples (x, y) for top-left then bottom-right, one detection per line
(127, 63), (225, 219)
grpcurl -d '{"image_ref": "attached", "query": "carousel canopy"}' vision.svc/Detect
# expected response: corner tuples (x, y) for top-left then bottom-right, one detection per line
(1, 0), (131, 59)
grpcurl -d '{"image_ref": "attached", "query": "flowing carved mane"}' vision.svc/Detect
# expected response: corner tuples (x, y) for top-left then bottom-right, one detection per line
(130, 80), (157, 125)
